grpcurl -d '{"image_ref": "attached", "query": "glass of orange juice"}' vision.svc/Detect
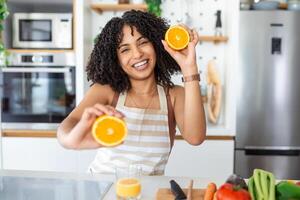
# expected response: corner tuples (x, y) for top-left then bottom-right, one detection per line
(115, 164), (142, 200)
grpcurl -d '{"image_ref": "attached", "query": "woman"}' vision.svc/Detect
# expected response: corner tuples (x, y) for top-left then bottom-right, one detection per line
(57, 10), (206, 175)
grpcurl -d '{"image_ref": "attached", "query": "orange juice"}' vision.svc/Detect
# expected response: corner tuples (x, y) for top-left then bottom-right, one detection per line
(116, 178), (141, 199)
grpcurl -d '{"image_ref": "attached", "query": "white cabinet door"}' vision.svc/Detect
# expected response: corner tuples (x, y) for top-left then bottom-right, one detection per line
(165, 140), (234, 179)
(2, 137), (78, 172)
(75, 149), (98, 173)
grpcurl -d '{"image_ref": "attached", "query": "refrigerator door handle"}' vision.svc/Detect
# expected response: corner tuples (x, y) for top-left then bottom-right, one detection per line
(244, 146), (300, 156)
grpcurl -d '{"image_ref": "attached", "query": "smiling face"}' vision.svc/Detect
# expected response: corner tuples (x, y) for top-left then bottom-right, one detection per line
(117, 25), (157, 81)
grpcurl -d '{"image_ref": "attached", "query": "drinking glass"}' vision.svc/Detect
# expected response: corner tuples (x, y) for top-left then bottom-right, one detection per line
(115, 164), (142, 200)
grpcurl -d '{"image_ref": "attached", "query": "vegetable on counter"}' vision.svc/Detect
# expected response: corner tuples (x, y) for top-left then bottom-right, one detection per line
(226, 174), (248, 190)
(276, 181), (300, 200)
(215, 183), (251, 200)
(248, 169), (276, 200)
(204, 182), (217, 200)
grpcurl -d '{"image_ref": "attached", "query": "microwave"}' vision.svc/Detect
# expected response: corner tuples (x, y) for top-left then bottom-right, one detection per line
(12, 13), (72, 49)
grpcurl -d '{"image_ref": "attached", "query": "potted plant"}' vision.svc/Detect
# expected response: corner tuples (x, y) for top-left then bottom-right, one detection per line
(0, 0), (9, 67)
(145, 0), (161, 16)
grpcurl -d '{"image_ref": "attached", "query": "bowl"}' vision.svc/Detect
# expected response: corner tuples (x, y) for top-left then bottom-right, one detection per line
(240, 2), (251, 10)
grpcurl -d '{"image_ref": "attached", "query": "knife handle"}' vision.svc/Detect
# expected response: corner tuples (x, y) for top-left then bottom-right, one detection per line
(170, 180), (187, 200)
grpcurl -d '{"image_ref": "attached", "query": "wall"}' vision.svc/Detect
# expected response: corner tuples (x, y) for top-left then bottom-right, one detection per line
(79, 0), (239, 136)
(72, 0), (239, 176)
(0, 0), (239, 175)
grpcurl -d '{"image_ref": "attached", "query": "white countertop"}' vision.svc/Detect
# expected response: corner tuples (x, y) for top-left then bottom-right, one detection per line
(1, 123), (59, 130)
(0, 170), (224, 200)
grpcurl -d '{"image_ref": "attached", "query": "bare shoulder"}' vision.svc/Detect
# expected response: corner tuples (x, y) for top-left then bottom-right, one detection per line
(83, 83), (116, 105)
(168, 85), (184, 105)
(169, 85), (184, 96)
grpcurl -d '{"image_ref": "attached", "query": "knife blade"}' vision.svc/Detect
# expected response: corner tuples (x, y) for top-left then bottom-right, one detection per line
(170, 180), (187, 200)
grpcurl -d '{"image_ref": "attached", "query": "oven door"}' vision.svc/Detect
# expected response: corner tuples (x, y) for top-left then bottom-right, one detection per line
(0, 67), (75, 123)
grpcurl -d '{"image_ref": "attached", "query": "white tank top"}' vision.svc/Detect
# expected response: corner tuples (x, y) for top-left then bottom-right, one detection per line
(88, 85), (171, 175)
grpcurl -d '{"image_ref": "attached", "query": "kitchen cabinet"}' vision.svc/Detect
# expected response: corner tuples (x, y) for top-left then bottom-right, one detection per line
(74, 139), (235, 176)
(76, 149), (98, 172)
(165, 140), (234, 179)
(1, 137), (233, 178)
(1, 137), (78, 172)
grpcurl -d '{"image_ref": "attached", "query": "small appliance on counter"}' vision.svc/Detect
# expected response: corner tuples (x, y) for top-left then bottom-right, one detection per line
(0, 52), (76, 128)
(12, 13), (72, 49)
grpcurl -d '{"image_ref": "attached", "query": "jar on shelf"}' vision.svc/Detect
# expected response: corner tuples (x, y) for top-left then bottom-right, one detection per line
(118, 0), (129, 3)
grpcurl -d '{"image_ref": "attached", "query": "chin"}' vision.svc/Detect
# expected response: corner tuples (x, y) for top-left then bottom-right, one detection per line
(132, 70), (155, 80)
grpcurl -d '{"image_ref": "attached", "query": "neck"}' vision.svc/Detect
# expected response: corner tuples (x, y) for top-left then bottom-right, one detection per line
(129, 79), (157, 95)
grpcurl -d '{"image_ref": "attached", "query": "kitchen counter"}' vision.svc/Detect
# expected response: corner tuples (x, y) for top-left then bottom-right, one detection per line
(0, 170), (224, 200)
(1, 127), (234, 140)
(1, 121), (235, 139)
(1, 122), (59, 130)
(103, 174), (223, 200)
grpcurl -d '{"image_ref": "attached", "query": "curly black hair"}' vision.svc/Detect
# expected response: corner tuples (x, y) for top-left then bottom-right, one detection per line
(86, 10), (181, 93)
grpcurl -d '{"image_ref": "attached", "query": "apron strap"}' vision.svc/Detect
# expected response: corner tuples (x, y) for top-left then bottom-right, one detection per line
(164, 87), (176, 148)
(111, 91), (119, 107)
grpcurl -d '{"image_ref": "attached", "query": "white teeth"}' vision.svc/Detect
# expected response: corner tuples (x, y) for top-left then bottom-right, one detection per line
(133, 60), (148, 68)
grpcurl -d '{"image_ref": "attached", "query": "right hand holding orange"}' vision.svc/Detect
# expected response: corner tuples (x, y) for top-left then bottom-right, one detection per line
(79, 104), (124, 129)
(74, 104), (125, 147)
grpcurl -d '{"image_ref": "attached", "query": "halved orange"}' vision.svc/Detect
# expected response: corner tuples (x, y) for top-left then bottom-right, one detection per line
(92, 115), (127, 147)
(165, 25), (190, 50)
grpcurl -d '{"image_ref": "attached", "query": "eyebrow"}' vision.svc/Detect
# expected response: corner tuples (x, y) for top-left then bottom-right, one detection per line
(118, 36), (146, 49)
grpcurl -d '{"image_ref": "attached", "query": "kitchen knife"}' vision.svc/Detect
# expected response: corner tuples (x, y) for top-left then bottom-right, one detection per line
(170, 180), (187, 200)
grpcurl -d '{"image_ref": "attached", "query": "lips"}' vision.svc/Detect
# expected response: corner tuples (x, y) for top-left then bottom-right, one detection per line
(132, 59), (149, 71)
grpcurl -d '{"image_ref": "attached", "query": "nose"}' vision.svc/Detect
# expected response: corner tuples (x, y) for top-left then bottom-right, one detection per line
(131, 46), (143, 59)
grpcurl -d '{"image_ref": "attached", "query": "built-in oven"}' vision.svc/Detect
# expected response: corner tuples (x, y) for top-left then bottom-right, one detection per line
(0, 52), (75, 127)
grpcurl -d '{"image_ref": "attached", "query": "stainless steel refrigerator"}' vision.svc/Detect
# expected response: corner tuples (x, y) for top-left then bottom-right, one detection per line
(235, 11), (300, 179)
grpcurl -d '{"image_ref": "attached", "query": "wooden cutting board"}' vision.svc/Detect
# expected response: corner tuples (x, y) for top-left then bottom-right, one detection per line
(156, 188), (206, 200)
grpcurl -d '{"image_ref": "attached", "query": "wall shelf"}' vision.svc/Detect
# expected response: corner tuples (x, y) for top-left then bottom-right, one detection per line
(198, 36), (229, 43)
(90, 3), (148, 13)
(7, 49), (74, 53)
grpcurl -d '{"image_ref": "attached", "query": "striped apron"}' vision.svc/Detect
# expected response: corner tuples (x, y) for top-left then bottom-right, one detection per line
(88, 85), (171, 175)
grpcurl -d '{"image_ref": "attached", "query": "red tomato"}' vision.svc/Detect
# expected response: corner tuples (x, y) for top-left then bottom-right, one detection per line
(216, 183), (251, 200)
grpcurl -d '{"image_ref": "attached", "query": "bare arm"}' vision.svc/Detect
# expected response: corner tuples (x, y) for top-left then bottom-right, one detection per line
(162, 26), (206, 145)
(171, 84), (206, 145)
(57, 84), (124, 149)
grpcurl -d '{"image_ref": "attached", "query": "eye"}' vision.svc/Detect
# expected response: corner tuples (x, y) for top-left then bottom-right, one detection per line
(120, 48), (129, 53)
(139, 40), (149, 45)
